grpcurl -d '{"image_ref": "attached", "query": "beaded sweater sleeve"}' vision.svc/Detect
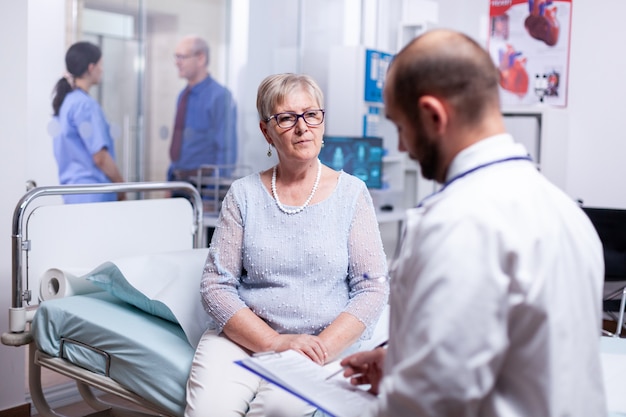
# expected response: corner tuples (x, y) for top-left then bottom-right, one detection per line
(343, 184), (389, 338)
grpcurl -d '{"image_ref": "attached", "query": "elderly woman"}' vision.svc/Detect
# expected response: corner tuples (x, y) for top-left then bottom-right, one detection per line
(185, 73), (389, 417)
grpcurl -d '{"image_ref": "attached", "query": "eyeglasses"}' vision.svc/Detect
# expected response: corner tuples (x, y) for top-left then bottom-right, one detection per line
(265, 109), (325, 129)
(174, 52), (199, 61)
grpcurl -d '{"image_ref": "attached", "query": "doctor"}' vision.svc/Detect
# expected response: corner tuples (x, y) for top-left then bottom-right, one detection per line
(335, 29), (607, 417)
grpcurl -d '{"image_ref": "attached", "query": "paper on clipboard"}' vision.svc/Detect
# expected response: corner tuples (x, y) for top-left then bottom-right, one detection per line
(235, 349), (377, 417)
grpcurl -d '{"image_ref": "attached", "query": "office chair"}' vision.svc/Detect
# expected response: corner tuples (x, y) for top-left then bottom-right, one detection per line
(582, 207), (626, 337)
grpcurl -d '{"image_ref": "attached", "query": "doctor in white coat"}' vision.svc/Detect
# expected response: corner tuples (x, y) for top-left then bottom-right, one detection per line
(335, 29), (607, 417)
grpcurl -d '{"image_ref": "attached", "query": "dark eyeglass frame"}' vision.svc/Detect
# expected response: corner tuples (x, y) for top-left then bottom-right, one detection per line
(265, 109), (326, 129)
(174, 52), (200, 61)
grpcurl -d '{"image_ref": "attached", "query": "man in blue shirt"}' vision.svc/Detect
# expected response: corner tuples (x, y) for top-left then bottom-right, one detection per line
(168, 35), (238, 182)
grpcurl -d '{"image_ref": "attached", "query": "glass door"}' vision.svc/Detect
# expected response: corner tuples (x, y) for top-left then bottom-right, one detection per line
(76, 0), (232, 188)
(83, 32), (141, 182)
(81, 0), (144, 185)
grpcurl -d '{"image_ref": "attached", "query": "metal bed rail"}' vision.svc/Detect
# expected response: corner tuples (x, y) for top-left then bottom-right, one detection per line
(174, 164), (252, 216)
(3, 181), (203, 340)
(0, 182), (201, 417)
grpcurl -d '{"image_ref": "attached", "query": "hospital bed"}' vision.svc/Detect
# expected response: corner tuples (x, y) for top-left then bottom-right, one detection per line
(1, 182), (206, 417)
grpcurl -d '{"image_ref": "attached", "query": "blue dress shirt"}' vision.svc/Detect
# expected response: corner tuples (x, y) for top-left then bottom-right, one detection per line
(168, 75), (237, 179)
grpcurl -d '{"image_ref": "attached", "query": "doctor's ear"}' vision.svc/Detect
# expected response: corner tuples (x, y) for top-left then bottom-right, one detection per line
(418, 96), (448, 134)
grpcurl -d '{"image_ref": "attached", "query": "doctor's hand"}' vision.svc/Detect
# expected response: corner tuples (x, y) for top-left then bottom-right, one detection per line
(340, 347), (387, 394)
(269, 334), (329, 365)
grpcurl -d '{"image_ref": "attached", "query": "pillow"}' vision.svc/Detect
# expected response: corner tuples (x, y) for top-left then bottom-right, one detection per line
(85, 262), (176, 322)
(85, 248), (213, 348)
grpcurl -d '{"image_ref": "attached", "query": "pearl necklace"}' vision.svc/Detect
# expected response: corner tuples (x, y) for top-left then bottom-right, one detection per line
(271, 159), (321, 215)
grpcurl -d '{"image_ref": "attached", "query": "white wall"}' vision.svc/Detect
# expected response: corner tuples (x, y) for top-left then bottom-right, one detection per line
(27, 1), (66, 188)
(437, 0), (489, 44)
(0, 0), (28, 410)
(565, 0), (626, 208)
(0, 0), (65, 411)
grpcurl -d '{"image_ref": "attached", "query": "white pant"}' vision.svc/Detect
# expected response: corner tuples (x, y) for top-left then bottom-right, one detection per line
(185, 329), (317, 417)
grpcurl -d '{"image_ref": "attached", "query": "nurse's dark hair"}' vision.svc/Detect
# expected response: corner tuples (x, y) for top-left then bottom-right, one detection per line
(388, 30), (500, 125)
(52, 41), (102, 116)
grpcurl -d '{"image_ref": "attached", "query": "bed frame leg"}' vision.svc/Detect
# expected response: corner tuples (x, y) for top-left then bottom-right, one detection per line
(28, 343), (68, 417)
(76, 382), (112, 412)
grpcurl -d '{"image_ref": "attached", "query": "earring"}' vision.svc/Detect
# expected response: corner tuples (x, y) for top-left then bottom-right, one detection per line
(321, 140), (325, 147)
(267, 144), (272, 157)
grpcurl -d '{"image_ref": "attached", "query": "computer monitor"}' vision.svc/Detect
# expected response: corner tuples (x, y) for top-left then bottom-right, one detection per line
(319, 136), (384, 189)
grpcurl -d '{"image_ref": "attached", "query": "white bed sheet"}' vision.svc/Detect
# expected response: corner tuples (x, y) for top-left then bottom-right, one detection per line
(32, 291), (195, 417)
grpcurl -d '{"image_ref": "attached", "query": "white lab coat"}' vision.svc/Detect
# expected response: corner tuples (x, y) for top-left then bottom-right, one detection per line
(366, 134), (607, 417)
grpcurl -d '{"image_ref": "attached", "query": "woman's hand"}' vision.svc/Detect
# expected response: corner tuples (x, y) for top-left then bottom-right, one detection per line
(221, 309), (328, 364)
(340, 347), (387, 394)
(268, 334), (329, 365)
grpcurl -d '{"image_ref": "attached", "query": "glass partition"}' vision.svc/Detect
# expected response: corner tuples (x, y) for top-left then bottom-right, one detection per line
(71, 0), (231, 188)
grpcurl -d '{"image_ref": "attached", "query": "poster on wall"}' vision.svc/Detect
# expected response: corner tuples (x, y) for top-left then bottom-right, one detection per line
(488, 0), (572, 107)
(363, 49), (394, 136)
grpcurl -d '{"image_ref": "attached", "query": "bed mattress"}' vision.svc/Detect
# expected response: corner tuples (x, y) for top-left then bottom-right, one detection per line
(32, 291), (194, 417)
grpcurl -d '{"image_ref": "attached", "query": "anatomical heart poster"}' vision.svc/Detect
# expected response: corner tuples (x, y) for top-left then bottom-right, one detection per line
(488, 0), (572, 107)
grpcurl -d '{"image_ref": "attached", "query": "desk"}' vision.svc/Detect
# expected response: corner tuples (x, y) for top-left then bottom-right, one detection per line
(601, 337), (626, 415)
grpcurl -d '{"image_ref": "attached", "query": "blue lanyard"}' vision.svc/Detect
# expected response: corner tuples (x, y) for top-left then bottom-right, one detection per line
(417, 155), (533, 208)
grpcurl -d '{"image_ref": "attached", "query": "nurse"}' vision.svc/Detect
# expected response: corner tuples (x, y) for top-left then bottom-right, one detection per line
(50, 41), (125, 203)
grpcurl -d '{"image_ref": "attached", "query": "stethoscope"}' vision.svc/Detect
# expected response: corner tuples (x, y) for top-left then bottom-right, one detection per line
(391, 155), (533, 262)
(416, 155), (533, 208)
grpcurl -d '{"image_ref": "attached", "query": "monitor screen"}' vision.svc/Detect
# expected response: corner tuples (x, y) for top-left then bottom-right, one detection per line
(319, 136), (384, 189)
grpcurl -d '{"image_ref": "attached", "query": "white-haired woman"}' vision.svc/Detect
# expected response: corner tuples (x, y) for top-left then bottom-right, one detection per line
(185, 73), (389, 417)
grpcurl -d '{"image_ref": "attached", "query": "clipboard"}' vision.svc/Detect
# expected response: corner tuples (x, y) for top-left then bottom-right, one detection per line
(235, 349), (377, 417)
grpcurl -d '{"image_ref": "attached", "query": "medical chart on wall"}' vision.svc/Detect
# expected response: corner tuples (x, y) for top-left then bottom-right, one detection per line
(488, 0), (572, 107)
(363, 49), (394, 137)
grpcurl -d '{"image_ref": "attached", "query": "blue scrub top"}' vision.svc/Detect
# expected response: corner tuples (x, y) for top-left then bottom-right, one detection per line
(53, 89), (118, 204)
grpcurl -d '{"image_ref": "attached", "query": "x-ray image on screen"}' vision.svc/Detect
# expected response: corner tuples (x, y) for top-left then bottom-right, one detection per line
(319, 136), (384, 189)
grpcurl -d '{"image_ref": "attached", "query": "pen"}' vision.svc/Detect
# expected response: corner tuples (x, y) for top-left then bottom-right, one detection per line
(324, 340), (388, 380)
(376, 340), (388, 349)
